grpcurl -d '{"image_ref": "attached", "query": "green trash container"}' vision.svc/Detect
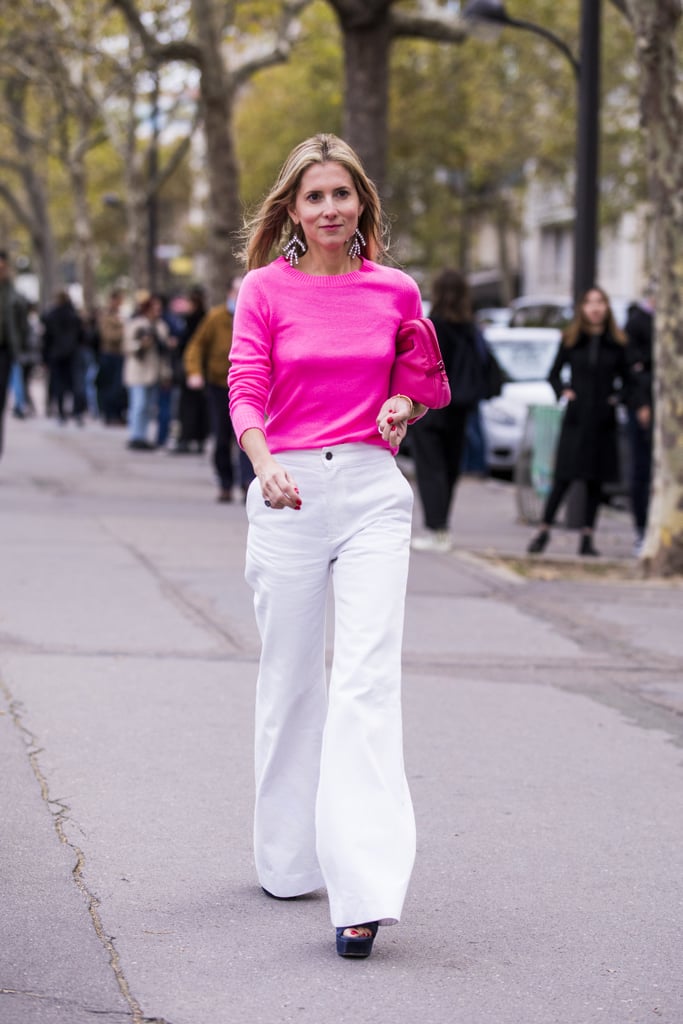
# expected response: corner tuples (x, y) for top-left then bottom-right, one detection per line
(530, 404), (564, 496)
(515, 404), (563, 523)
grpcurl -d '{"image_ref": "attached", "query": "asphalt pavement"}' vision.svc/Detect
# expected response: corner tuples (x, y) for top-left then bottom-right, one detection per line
(1, 409), (682, 1024)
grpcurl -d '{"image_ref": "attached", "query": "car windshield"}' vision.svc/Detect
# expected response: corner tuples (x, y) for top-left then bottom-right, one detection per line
(488, 339), (559, 382)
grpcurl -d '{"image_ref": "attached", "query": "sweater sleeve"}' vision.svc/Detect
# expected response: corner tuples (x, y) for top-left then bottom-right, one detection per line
(228, 271), (273, 445)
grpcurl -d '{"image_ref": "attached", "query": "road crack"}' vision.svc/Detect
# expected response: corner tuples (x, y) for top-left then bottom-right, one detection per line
(0, 678), (173, 1024)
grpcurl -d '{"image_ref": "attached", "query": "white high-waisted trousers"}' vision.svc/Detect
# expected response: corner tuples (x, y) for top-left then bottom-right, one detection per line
(244, 443), (416, 927)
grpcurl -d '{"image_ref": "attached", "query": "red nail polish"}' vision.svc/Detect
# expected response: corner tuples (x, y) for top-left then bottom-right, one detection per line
(387, 417), (394, 424)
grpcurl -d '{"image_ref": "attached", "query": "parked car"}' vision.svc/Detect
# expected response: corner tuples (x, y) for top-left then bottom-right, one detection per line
(509, 292), (632, 329)
(480, 326), (561, 473)
(475, 306), (512, 328)
(508, 295), (573, 329)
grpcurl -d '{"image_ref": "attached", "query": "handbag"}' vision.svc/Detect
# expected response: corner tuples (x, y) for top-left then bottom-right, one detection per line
(389, 318), (451, 409)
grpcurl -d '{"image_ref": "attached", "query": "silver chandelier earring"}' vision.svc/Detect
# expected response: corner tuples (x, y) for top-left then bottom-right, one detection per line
(347, 227), (366, 259)
(283, 232), (307, 267)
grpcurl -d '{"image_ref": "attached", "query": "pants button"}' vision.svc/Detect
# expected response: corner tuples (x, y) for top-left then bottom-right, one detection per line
(325, 451), (333, 460)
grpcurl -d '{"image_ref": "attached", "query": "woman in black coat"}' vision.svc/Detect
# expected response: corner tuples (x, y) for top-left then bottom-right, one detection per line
(411, 268), (494, 552)
(528, 286), (628, 557)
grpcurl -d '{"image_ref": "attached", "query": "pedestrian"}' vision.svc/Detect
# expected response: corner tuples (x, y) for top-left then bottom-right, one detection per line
(42, 290), (87, 425)
(170, 286), (210, 454)
(527, 286), (628, 557)
(228, 133), (427, 960)
(123, 292), (168, 450)
(0, 250), (28, 458)
(156, 294), (183, 449)
(96, 289), (128, 425)
(17, 302), (44, 416)
(183, 276), (254, 502)
(624, 284), (655, 556)
(411, 268), (496, 552)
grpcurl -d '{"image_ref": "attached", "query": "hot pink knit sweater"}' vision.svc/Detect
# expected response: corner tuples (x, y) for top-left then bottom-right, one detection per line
(228, 256), (422, 453)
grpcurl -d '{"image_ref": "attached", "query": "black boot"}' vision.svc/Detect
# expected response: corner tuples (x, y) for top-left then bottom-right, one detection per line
(527, 529), (549, 554)
(579, 534), (600, 557)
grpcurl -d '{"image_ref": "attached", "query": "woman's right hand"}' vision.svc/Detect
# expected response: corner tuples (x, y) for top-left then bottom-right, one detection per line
(562, 388), (577, 401)
(256, 456), (302, 511)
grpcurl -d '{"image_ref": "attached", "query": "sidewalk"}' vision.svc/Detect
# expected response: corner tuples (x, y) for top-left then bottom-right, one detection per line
(1, 412), (682, 1024)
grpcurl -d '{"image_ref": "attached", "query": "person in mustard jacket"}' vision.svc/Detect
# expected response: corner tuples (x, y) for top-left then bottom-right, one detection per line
(183, 277), (254, 501)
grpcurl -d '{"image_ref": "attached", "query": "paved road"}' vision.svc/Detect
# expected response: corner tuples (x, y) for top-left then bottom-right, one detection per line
(1, 414), (682, 1024)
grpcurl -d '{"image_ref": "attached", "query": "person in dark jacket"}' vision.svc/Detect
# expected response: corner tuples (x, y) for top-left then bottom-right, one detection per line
(42, 290), (86, 424)
(624, 286), (654, 554)
(411, 268), (496, 552)
(170, 285), (210, 453)
(527, 286), (628, 557)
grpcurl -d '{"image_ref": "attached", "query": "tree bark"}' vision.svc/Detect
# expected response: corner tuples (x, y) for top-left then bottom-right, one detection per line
(625, 0), (683, 575)
(4, 79), (58, 307)
(191, 0), (241, 303)
(340, 18), (392, 194)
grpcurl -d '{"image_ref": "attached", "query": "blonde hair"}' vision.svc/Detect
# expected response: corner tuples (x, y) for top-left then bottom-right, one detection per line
(240, 134), (387, 270)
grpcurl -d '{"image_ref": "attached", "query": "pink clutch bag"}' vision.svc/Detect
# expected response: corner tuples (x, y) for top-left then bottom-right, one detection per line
(390, 318), (451, 410)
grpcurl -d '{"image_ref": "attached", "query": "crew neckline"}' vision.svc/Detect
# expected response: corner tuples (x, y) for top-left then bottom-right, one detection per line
(275, 255), (370, 286)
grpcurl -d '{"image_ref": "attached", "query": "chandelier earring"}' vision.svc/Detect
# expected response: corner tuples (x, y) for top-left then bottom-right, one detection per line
(283, 231), (307, 267)
(347, 227), (366, 260)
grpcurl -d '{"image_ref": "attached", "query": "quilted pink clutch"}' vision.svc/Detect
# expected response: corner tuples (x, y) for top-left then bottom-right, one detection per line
(390, 318), (451, 409)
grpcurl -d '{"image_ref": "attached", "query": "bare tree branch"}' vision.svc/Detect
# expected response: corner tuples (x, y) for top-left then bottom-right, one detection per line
(0, 182), (34, 231)
(389, 7), (466, 43)
(109, 0), (203, 65)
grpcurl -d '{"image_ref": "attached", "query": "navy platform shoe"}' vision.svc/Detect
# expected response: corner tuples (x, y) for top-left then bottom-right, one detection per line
(335, 921), (379, 958)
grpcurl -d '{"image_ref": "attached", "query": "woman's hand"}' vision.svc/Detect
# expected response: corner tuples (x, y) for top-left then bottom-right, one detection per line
(376, 395), (412, 446)
(562, 388), (577, 401)
(255, 455), (302, 511)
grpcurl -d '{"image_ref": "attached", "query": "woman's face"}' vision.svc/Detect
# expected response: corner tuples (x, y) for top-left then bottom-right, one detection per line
(582, 289), (609, 329)
(289, 161), (363, 257)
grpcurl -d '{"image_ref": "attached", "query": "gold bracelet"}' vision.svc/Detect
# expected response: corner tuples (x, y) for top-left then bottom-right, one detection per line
(394, 394), (414, 418)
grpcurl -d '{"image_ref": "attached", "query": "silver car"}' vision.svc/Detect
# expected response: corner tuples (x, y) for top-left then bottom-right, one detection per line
(480, 326), (562, 473)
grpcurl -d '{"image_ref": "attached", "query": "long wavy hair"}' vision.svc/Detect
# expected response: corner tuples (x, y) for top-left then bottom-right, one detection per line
(563, 286), (626, 347)
(240, 134), (387, 270)
(430, 268), (473, 323)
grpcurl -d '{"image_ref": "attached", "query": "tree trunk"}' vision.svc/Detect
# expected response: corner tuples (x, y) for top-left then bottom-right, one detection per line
(4, 78), (58, 307)
(192, 0), (241, 304)
(340, 18), (392, 195)
(71, 152), (97, 314)
(627, 0), (683, 575)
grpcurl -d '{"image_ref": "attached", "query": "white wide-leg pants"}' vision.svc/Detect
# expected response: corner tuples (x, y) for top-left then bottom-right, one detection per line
(244, 443), (416, 927)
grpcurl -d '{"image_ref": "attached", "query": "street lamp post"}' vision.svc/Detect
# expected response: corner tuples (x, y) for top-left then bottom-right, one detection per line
(463, 0), (601, 303)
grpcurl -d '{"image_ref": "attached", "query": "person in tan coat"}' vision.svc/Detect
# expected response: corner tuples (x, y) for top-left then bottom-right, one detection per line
(123, 293), (169, 450)
(183, 277), (253, 500)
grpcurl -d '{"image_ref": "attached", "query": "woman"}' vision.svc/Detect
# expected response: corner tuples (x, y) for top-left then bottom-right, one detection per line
(228, 134), (427, 959)
(411, 268), (492, 552)
(171, 285), (210, 453)
(527, 286), (628, 556)
(123, 293), (168, 450)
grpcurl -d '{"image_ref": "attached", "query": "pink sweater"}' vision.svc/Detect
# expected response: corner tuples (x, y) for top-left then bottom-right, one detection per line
(228, 256), (422, 453)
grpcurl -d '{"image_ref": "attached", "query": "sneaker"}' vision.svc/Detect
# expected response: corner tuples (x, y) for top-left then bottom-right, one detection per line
(411, 530), (452, 553)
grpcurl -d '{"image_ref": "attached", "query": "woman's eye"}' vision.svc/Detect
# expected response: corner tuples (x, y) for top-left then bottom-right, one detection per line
(336, 189), (350, 198)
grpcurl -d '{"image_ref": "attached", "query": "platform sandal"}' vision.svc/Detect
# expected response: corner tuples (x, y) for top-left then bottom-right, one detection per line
(335, 921), (379, 958)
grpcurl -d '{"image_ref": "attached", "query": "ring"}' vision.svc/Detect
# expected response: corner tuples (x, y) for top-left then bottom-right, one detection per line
(264, 499), (271, 507)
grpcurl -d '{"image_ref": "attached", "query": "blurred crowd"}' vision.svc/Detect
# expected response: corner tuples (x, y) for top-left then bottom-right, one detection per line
(0, 247), (654, 554)
(0, 251), (253, 503)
